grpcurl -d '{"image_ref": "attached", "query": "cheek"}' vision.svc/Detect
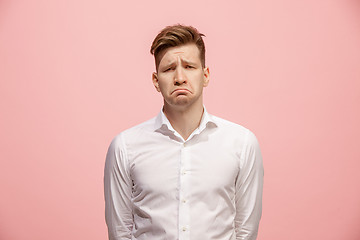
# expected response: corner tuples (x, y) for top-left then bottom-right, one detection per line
(194, 74), (205, 86)
(158, 80), (170, 92)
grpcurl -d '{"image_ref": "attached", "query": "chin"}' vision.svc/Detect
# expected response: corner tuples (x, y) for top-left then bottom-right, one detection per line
(166, 95), (188, 104)
(174, 100), (190, 106)
(166, 99), (191, 108)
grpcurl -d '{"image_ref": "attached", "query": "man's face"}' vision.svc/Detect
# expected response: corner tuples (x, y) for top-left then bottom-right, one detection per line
(152, 43), (209, 110)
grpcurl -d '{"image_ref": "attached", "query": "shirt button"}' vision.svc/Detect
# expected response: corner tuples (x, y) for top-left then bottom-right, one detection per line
(182, 199), (187, 203)
(182, 227), (187, 231)
(181, 171), (186, 175)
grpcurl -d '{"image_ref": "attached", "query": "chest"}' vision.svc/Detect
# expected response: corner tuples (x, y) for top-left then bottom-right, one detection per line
(128, 136), (240, 198)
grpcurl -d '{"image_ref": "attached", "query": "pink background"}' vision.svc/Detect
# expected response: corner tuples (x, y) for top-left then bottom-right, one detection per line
(1, 0), (360, 239)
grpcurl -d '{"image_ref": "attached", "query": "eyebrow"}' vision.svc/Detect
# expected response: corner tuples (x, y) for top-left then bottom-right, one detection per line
(181, 59), (197, 66)
(160, 59), (198, 70)
(160, 62), (176, 70)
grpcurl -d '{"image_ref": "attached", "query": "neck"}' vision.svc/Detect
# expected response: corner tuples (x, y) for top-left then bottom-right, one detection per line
(163, 101), (204, 141)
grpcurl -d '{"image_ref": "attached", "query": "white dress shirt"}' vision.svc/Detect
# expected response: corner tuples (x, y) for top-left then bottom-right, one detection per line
(104, 107), (264, 240)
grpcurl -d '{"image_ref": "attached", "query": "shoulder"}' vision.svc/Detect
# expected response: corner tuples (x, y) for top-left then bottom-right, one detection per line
(210, 114), (252, 139)
(108, 116), (157, 150)
(212, 115), (249, 133)
(210, 114), (261, 149)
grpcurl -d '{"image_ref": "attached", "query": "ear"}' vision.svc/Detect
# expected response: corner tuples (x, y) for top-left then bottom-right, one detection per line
(203, 67), (210, 87)
(152, 72), (161, 92)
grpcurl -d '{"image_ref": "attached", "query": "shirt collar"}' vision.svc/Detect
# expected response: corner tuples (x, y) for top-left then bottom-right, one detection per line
(154, 106), (218, 134)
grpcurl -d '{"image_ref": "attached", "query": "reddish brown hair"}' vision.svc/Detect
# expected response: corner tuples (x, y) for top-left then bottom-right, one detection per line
(150, 24), (206, 70)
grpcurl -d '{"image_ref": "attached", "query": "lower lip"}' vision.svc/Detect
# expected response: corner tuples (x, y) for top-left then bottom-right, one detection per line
(173, 89), (190, 94)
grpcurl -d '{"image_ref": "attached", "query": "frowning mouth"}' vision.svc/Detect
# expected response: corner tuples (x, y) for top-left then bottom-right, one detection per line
(171, 88), (191, 94)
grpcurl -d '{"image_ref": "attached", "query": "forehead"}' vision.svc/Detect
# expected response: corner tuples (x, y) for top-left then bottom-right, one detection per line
(158, 43), (201, 65)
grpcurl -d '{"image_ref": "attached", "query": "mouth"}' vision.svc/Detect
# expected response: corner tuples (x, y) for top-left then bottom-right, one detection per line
(171, 88), (191, 94)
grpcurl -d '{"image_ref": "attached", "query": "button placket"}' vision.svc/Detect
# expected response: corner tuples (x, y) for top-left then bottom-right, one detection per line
(178, 143), (190, 239)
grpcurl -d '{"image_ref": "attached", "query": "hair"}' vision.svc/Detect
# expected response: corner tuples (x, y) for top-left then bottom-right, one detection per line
(150, 24), (206, 70)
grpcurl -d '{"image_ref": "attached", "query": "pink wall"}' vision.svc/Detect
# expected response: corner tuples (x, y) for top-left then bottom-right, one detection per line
(1, 0), (360, 239)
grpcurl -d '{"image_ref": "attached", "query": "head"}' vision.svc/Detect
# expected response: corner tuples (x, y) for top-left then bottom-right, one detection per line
(150, 24), (206, 71)
(150, 24), (210, 110)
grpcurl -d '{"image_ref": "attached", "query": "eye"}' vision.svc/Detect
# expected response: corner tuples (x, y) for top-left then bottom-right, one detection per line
(163, 66), (175, 72)
(185, 65), (194, 69)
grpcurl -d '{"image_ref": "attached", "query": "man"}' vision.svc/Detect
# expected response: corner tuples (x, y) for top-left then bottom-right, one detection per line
(104, 24), (264, 240)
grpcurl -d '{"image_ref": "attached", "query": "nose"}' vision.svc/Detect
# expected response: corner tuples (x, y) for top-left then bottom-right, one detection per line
(174, 67), (187, 85)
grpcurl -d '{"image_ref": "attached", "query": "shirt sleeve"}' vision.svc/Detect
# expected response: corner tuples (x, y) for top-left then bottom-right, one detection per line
(234, 130), (264, 240)
(104, 134), (133, 240)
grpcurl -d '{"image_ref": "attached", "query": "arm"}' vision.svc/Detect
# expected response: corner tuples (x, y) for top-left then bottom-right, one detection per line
(104, 134), (133, 240)
(235, 130), (264, 240)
